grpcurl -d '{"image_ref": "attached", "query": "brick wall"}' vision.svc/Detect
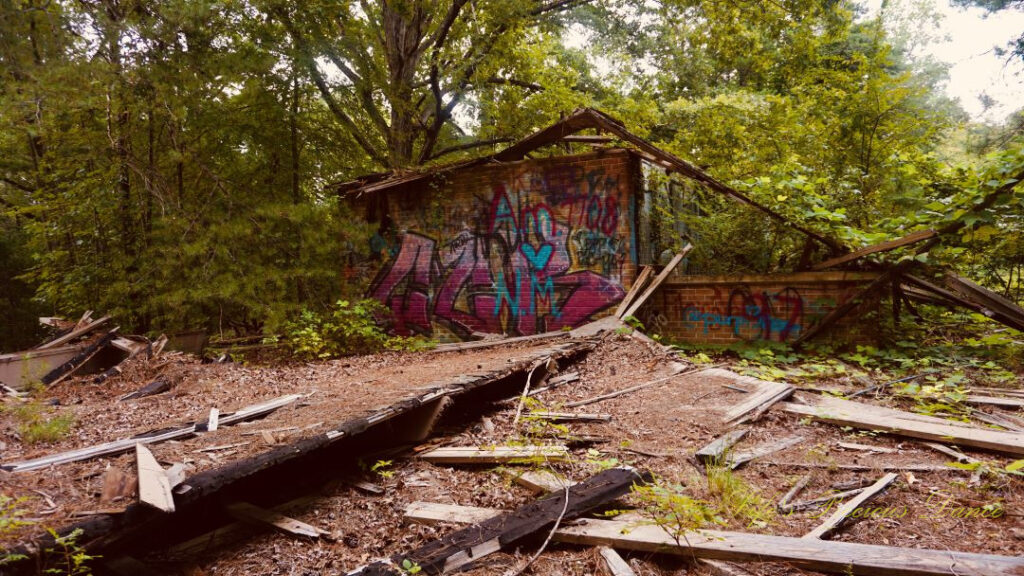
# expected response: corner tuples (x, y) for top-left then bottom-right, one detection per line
(356, 149), (641, 341)
(636, 272), (880, 346)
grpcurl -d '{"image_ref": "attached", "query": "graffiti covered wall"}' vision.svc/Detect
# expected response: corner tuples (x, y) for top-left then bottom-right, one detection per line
(639, 272), (880, 345)
(359, 150), (640, 340)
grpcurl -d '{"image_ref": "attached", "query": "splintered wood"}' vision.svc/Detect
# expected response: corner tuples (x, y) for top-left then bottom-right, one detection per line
(418, 445), (570, 464)
(136, 444), (174, 513)
(782, 395), (1024, 455)
(350, 468), (649, 576)
(402, 502), (1024, 576)
(710, 369), (794, 424)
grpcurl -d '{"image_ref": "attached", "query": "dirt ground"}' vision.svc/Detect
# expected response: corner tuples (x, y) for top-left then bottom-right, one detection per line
(118, 332), (1024, 576)
(0, 337), (582, 547)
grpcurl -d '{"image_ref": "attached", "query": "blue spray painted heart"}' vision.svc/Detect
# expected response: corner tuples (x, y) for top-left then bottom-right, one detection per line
(521, 243), (553, 269)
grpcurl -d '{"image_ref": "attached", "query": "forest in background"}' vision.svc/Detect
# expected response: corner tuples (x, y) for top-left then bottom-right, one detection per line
(1, 0), (1023, 351)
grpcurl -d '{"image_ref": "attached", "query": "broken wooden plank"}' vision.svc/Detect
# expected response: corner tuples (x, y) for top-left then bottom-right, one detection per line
(226, 501), (332, 539)
(42, 330), (118, 386)
(963, 394), (1024, 409)
(527, 411), (612, 422)
(207, 408), (220, 432)
(811, 230), (937, 271)
(695, 429), (748, 465)
(37, 315), (111, 350)
(119, 378), (171, 401)
(803, 473), (898, 539)
(776, 473), (812, 512)
(136, 444), (175, 513)
(615, 265), (653, 319)
(780, 487), (868, 514)
(599, 547), (636, 576)
(350, 467), (650, 575)
(511, 469), (571, 494)
(781, 395), (1024, 456)
(728, 435), (803, 469)
(405, 501), (501, 525)
(711, 370), (794, 424)
(2, 394), (301, 472)
(920, 441), (976, 463)
(836, 441), (897, 454)
(418, 445), (569, 464)
(621, 245), (693, 320)
(403, 502), (1024, 576)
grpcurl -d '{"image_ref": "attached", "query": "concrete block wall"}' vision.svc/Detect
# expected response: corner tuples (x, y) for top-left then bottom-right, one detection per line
(363, 149), (641, 341)
(636, 272), (880, 345)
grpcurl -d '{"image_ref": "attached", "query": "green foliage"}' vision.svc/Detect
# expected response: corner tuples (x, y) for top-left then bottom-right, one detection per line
(42, 528), (98, 576)
(1, 496), (31, 566)
(3, 401), (74, 445)
(705, 465), (775, 529)
(284, 299), (429, 359)
(630, 478), (722, 545)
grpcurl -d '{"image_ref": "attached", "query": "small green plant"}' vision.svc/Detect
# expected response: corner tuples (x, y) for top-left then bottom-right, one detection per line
(400, 558), (422, 574)
(370, 459), (395, 480)
(4, 402), (74, 444)
(42, 528), (98, 575)
(705, 465), (774, 528)
(630, 478), (722, 547)
(1, 496), (31, 566)
(623, 316), (644, 330)
(284, 299), (432, 359)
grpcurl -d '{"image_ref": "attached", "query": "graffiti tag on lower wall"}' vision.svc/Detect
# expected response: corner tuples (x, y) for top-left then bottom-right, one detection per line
(368, 167), (630, 339)
(670, 286), (841, 342)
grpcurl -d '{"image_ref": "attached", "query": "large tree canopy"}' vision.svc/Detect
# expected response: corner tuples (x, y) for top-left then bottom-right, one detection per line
(0, 0), (1021, 348)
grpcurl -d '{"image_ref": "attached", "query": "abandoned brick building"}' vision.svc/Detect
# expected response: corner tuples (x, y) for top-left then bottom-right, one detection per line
(336, 109), (881, 345)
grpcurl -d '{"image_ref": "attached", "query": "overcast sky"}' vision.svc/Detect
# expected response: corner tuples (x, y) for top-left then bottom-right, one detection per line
(863, 0), (1024, 123)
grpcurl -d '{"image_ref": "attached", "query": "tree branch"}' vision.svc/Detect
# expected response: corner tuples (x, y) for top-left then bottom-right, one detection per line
(485, 77), (544, 92)
(427, 137), (514, 161)
(276, 8), (387, 166)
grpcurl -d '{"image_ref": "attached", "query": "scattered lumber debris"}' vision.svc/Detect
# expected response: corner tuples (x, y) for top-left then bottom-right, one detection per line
(226, 501), (333, 540)
(0, 344), (87, 391)
(418, 445), (570, 465)
(36, 315), (111, 350)
(620, 245), (693, 320)
(599, 546), (637, 576)
(811, 229), (937, 271)
(727, 435), (804, 469)
(695, 429), (748, 465)
(41, 330), (119, 386)
(526, 411), (612, 422)
(781, 395), (1024, 455)
(2, 394), (301, 472)
(348, 468), (650, 575)
(836, 441), (896, 454)
(712, 370), (794, 424)
(564, 364), (708, 409)
(136, 444), (175, 513)
(347, 480), (385, 495)
(803, 473), (898, 540)
(404, 502), (1024, 576)
(511, 469), (571, 494)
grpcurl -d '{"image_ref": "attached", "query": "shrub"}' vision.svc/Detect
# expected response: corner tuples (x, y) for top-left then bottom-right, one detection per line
(284, 299), (430, 359)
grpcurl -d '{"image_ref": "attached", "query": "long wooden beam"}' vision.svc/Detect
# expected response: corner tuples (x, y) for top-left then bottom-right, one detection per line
(404, 502), (1024, 576)
(811, 230), (937, 271)
(781, 396), (1024, 456)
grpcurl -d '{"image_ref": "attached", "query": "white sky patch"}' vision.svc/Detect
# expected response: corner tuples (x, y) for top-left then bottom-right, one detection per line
(862, 0), (1024, 123)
